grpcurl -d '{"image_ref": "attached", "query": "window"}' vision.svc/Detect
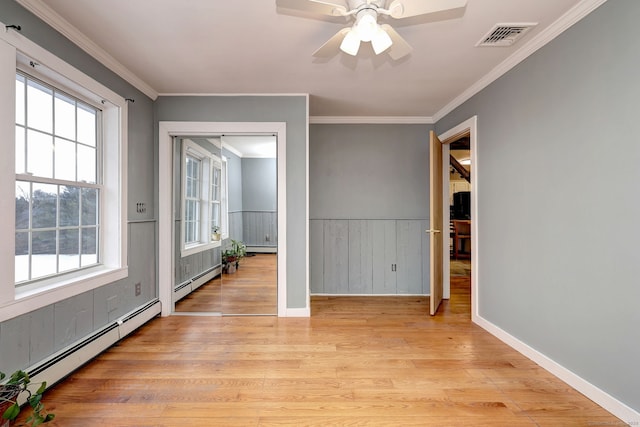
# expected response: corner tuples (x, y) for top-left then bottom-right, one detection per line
(220, 157), (229, 240)
(15, 73), (101, 285)
(184, 154), (201, 245)
(210, 160), (221, 240)
(180, 139), (222, 256)
(0, 30), (127, 318)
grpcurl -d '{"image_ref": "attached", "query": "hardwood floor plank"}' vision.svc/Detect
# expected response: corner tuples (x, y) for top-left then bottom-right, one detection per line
(14, 272), (624, 426)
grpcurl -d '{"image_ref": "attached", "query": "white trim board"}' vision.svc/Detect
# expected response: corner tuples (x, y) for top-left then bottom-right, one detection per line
(475, 315), (640, 424)
(438, 116), (478, 320)
(158, 121), (289, 317)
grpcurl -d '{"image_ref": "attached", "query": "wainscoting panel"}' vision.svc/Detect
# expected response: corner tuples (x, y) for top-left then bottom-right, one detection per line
(242, 211), (277, 247)
(311, 219), (428, 295)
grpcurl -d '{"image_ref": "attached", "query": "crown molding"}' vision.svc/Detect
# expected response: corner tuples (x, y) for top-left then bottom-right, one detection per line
(16, 0), (158, 100)
(309, 116), (434, 124)
(433, 0), (608, 122)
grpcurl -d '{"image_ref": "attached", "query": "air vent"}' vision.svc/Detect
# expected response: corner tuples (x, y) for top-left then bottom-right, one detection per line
(476, 23), (537, 47)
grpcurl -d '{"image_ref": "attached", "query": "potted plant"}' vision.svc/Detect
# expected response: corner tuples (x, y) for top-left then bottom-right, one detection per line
(221, 240), (246, 274)
(211, 226), (221, 241)
(222, 249), (237, 273)
(1, 370), (54, 426)
(230, 240), (246, 268)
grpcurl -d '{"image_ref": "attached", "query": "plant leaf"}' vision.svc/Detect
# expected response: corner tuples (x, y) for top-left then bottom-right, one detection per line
(3, 402), (20, 420)
(35, 381), (47, 395)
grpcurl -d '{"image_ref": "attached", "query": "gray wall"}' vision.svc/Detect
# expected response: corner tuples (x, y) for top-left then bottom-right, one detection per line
(436, 0), (640, 411)
(0, 2), (156, 374)
(155, 96), (308, 309)
(309, 124), (432, 294)
(242, 158), (277, 211)
(310, 124), (431, 219)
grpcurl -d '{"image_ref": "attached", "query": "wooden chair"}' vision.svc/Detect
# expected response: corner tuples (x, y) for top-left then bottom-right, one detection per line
(452, 220), (471, 259)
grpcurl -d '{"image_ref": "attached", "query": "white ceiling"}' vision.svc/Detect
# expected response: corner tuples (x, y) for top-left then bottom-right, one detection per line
(19, 0), (600, 119)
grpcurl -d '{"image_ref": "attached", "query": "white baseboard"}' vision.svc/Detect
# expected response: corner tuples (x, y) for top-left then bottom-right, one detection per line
(284, 307), (310, 317)
(475, 315), (640, 424)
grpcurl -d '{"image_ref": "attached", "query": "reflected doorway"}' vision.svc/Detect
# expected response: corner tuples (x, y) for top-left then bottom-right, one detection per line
(171, 135), (278, 316)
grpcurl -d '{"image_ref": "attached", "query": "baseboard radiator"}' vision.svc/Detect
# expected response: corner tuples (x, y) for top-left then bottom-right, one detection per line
(174, 265), (221, 301)
(22, 299), (161, 401)
(246, 246), (277, 254)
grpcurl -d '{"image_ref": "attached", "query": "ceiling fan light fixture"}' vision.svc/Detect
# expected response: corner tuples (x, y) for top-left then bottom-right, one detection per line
(340, 28), (361, 56)
(371, 27), (393, 54)
(355, 13), (378, 42)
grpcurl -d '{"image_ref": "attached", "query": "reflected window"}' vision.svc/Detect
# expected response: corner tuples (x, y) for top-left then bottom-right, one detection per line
(181, 140), (224, 256)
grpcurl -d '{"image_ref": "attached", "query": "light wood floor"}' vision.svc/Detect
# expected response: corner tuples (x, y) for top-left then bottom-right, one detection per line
(175, 253), (277, 315)
(18, 277), (621, 426)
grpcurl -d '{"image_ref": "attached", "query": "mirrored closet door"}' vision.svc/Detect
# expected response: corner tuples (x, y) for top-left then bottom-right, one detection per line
(171, 135), (277, 315)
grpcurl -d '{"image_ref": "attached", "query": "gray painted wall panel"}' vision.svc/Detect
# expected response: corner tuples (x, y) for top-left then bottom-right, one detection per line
(0, 314), (30, 373)
(53, 291), (94, 351)
(309, 220), (324, 293)
(310, 124), (431, 220)
(323, 220), (349, 294)
(28, 306), (54, 366)
(396, 220), (424, 294)
(421, 220), (430, 294)
(348, 220), (373, 294)
(435, 0), (640, 410)
(242, 158), (276, 211)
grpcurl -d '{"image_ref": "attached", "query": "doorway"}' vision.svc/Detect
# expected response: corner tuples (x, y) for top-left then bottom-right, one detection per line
(158, 122), (288, 317)
(171, 135), (278, 315)
(435, 116), (478, 320)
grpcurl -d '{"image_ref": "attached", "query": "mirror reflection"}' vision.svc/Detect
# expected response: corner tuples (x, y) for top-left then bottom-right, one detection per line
(172, 135), (277, 315)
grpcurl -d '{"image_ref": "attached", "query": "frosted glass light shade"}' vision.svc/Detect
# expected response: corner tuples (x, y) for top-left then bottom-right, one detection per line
(340, 29), (361, 56)
(371, 28), (393, 54)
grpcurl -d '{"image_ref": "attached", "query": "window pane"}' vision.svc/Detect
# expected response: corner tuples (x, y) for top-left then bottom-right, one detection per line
(27, 79), (53, 133)
(31, 230), (56, 279)
(81, 227), (97, 266)
(55, 137), (77, 181)
(54, 92), (76, 140)
(81, 188), (98, 226)
(59, 186), (80, 227)
(27, 130), (53, 178)
(77, 145), (96, 183)
(15, 125), (25, 174)
(32, 183), (57, 229)
(59, 228), (79, 272)
(77, 103), (96, 147)
(15, 181), (30, 230)
(16, 74), (25, 126)
(15, 231), (29, 283)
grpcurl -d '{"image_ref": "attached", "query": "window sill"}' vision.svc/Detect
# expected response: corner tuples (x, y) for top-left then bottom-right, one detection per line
(181, 240), (221, 258)
(0, 266), (128, 323)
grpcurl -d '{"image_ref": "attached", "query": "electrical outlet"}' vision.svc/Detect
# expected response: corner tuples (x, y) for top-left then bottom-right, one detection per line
(265, 234), (270, 242)
(134, 282), (141, 296)
(136, 202), (146, 213)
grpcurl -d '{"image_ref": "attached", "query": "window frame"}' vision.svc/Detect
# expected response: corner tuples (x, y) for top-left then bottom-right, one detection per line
(15, 71), (103, 287)
(180, 139), (221, 257)
(0, 23), (128, 322)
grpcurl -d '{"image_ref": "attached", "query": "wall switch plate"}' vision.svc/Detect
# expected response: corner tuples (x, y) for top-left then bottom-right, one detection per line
(134, 282), (141, 296)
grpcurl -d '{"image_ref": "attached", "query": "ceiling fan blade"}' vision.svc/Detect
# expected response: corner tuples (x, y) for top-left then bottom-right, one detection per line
(313, 28), (350, 57)
(387, 0), (467, 19)
(381, 24), (412, 60)
(276, 0), (349, 16)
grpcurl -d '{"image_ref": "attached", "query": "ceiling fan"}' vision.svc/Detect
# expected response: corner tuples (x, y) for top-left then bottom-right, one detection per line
(276, 0), (468, 60)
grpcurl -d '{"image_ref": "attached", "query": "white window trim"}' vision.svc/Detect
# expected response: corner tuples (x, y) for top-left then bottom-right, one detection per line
(0, 22), (128, 323)
(220, 156), (229, 240)
(180, 139), (221, 257)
